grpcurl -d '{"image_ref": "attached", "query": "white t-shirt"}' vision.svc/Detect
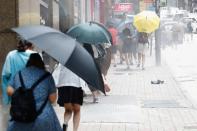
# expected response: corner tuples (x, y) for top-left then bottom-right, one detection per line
(52, 63), (87, 88)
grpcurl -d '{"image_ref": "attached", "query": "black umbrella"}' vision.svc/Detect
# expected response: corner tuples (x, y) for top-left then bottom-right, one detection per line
(12, 25), (105, 94)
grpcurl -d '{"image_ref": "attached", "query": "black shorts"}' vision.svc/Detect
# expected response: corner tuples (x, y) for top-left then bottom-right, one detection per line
(57, 86), (83, 106)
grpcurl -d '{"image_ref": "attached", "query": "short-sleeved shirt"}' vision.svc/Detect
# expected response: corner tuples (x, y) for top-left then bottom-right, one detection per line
(52, 64), (87, 89)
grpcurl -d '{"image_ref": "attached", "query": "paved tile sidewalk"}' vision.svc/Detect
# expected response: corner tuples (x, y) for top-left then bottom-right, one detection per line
(1, 55), (197, 131)
(54, 55), (197, 131)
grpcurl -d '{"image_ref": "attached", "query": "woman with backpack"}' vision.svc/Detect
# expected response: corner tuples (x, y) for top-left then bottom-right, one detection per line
(7, 53), (62, 131)
(137, 32), (149, 70)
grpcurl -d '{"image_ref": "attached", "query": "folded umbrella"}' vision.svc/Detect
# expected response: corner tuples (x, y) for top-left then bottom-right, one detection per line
(12, 25), (105, 94)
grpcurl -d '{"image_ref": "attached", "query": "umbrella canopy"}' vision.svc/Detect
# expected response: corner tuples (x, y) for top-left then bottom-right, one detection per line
(90, 21), (113, 45)
(67, 21), (111, 44)
(12, 25), (105, 94)
(133, 11), (160, 33)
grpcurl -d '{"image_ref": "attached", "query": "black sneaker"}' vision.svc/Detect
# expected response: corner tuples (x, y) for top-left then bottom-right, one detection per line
(63, 124), (68, 131)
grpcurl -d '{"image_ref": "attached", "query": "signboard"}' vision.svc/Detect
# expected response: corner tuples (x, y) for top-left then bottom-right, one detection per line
(144, 0), (153, 3)
(113, 3), (133, 12)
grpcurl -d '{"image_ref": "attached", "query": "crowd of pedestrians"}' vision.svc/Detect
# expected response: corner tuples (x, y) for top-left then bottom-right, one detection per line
(1, 17), (152, 131)
(107, 24), (150, 70)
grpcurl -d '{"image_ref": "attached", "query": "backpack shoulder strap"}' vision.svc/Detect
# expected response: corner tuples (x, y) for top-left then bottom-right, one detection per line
(19, 71), (25, 89)
(31, 72), (50, 90)
(34, 72), (51, 115)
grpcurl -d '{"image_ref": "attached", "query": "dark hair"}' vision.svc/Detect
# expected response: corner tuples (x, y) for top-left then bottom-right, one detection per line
(26, 53), (46, 70)
(17, 40), (26, 52)
(24, 41), (33, 49)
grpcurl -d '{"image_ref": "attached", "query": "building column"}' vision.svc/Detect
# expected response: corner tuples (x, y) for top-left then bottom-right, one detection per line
(0, 0), (19, 91)
(59, 0), (74, 32)
(100, 0), (105, 23)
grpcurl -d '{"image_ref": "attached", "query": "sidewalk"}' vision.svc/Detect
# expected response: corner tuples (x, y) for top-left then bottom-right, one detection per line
(54, 54), (197, 131)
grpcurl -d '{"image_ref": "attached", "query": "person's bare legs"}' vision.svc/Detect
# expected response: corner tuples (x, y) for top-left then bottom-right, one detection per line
(92, 90), (99, 103)
(133, 52), (137, 64)
(63, 103), (73, 131)
(73, 104), (81, 131)
(124, 53), (130, 69)
(112, 53), (117, 67)
(137, 53), (142, 67)
(129, 53), (133, 65)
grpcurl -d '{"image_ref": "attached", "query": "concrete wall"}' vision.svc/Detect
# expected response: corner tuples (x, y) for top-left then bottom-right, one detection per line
(53, 0), (59, 29)
(0, 0), (59, 94)
(59, 0), (74, 32)
(0, 0), (18, 93)
(18, 0), (40, 26)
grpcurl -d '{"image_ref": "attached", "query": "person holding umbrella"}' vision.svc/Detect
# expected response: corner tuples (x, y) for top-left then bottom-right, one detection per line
(133, 11), (160, 70)
(83, 44), (100, 103)
(53, 64), (86, 131)
(137, 32), (149, 70)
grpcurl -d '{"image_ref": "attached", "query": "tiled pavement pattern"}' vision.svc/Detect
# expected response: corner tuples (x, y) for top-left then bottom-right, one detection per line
(1, 56), (197, 131)
(54, 61), (197, 131)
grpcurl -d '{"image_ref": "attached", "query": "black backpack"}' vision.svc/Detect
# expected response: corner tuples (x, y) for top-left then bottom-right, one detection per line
(138, 33), (149, 44)
(10, 71), (50, 123)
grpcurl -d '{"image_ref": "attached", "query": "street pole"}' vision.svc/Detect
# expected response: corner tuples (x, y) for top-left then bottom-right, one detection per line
(155, 0), (161, 66)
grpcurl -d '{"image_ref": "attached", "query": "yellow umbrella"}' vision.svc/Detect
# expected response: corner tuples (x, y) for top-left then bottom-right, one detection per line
(133, 11), (160, 33)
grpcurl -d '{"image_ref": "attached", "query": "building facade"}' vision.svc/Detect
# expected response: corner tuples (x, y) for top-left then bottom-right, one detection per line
(0, 0), (110, 94)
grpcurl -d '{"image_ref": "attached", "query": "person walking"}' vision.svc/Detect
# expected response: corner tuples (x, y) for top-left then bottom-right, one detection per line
(1, 40), (33, 105)
(186, 21), (193, 41)
(130, 30), (138, 65)
(82, 44), (100, 103)
(137, 32), (149, 70)
(108, 24), (118, 67)
(53, 63), (86, 131)
(121, 28), (132, 69)
(7, 53), (62, 131)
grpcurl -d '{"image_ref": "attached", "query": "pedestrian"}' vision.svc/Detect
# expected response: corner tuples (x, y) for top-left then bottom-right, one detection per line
(186, 21), (193, 41)
(137, 32), (149, 70)
(53, 63), (86, 131)
(82, 44), (100, 103)
(54, 64), (86, 131)
(121, 28), (132, 69)
(1, 40), (33, 105)
(129, 29), (138, 65)
(7, 53), (62, 131)
(108, 24), (118, 67)
(116, 35), (124, 64)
